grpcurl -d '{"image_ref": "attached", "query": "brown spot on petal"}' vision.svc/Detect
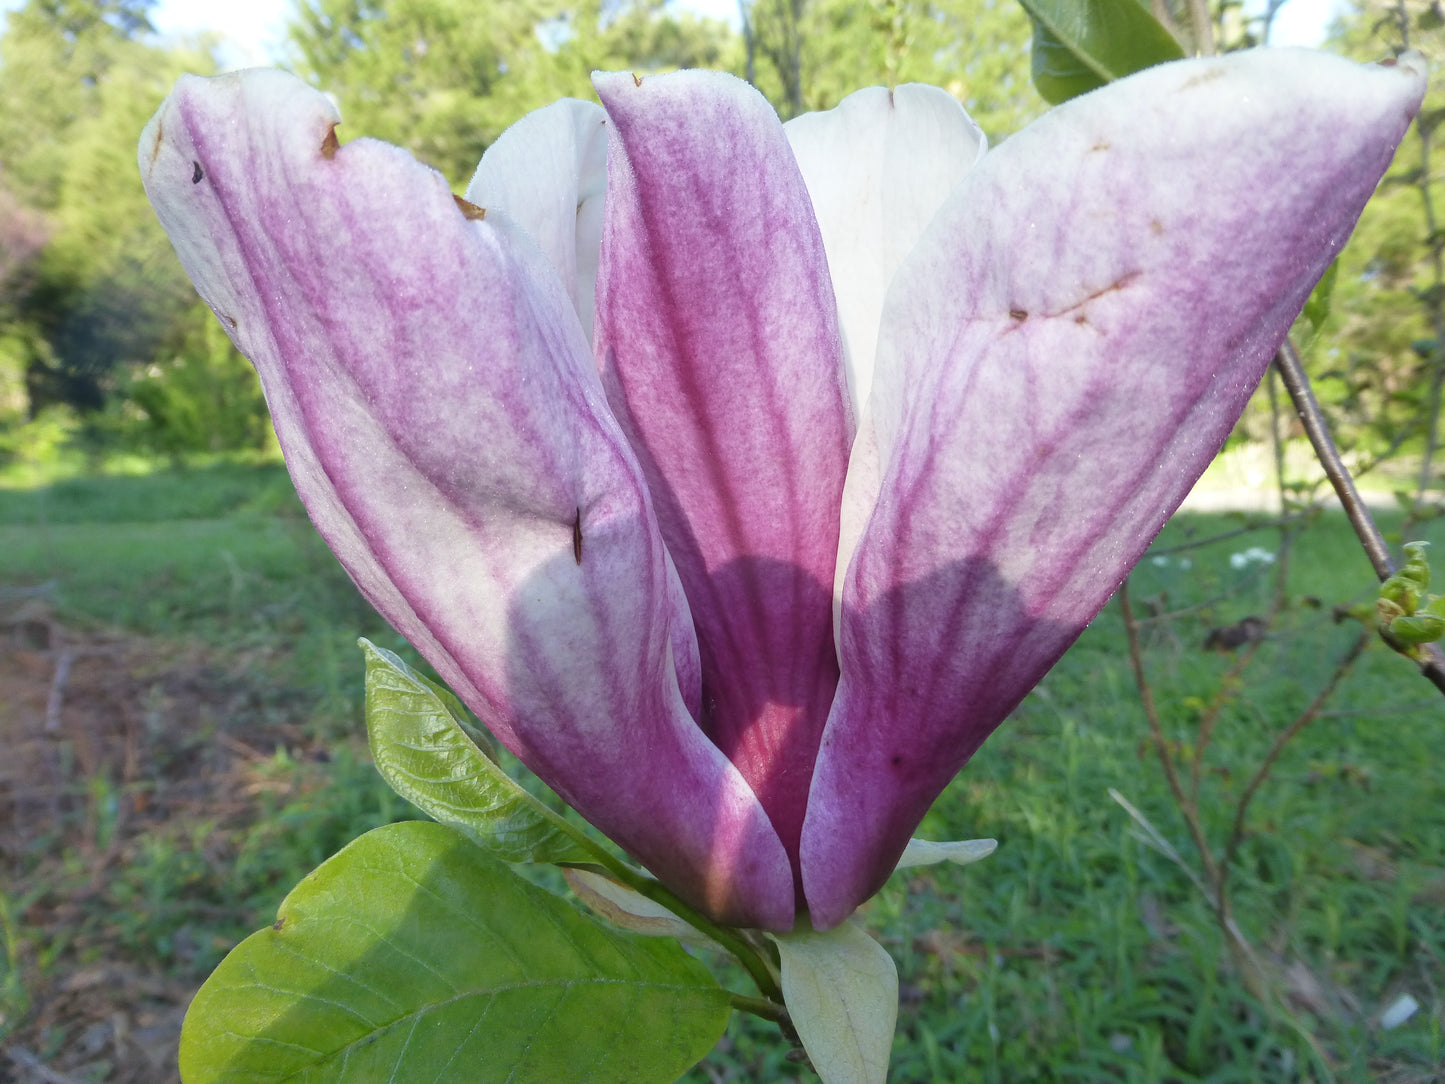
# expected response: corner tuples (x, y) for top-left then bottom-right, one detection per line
(220, 312), (238, 329)
(632, 72), (643, 87)
(272, 917), (286, 932)
(320, 125), (339, 160)
(573, 508), (583, 565)
(1181, 67), (1226, 90)
(453, 194), (487, 221)
(148, 121), (164, 165)
(1150, 219), (1164, 236)
(191, 161), (204, 184)
(1090, 141), (1109, 153)
(1009, 308), (1028, 321)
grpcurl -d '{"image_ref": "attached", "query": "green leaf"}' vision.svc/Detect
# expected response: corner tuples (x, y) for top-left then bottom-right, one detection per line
(772, 920), (899, 1084)
(361, 639), (593, 864)
(1301, 259), (1339, 337)
(180, 821), (731, 1084)
(1018, 0), (1185, 105)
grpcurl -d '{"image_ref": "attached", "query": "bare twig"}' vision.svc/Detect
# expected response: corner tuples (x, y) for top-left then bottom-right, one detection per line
(1118, 580), (1220, 886)
(1148, 511), (1312, 558)
(1218, 628), (1370, 900)
(1272, 338), (1445, 694)
(1189, 642), (1261, 803)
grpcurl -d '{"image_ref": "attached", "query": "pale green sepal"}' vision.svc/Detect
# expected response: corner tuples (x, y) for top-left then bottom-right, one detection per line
(361, 639), (593, 863)
(771, 920), (899, 1084)
(563, 867), (719, 947)
(893, 836), (998, 872)
(179, 821), (732, 1084)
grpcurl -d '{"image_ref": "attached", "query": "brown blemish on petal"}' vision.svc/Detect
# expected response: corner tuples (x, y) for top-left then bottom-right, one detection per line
(220, 312), (238, 329)
(1074, 313), (1089, 325)
(272, 917), (286, 932)
(1009, 308), (1028, 321)
(320, 125), (340, 160)
(632, 72), (643, 87)
(148, 121), (164, 165)
(1089, 141), (1109, 153)
(1181, 67), (1226, 90)
(191, 161), (204, 184)
(572, 508), (583, 565)
(1149, 219), (1164, 236)
(453, 194), (487, 221)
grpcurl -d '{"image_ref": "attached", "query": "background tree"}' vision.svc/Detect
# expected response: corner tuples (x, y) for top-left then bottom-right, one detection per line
(288, 0), (734, 186)
(1299, 0), (1445, 511)
(740, 0), (1042, 139)
(0, 0), (215, 421)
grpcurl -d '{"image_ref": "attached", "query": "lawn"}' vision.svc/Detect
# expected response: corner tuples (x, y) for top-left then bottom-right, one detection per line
(1, 461), (1441, 1082)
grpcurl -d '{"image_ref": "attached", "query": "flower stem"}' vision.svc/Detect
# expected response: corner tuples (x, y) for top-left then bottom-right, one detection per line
(562, 849), (786, 1006)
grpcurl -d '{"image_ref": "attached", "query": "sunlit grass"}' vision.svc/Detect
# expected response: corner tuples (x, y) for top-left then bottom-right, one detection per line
(1, 464), (1441, 1080)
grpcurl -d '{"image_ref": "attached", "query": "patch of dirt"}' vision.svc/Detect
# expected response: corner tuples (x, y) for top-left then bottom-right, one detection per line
(0, 593), (336, 1084)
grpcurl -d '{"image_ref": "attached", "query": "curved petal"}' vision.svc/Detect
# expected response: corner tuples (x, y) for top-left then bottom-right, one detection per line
(802, 48), (1427, 928)
(140, 69), (792, 929)
(592, 69), (852, 871)
(465, 97), (609, 342)
(785, 84), (986, 416)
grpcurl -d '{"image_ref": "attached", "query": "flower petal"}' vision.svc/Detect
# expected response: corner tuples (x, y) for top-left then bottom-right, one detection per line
(785, 84), (986, 415)
(465, 97), (608, 341)
(802, 49), (1427, 928)
(892, 837), (997, 872)
(593, 70), (853, 868)
(140, 69), (792, 929)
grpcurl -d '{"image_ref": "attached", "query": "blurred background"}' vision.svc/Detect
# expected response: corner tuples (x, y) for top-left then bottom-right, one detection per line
(2, 1), (1443, 1081)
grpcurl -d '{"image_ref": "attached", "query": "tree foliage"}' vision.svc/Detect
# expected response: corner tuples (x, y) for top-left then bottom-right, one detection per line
(0, 0), (222, 423)
(289, 0), (734, 184)
(741, 0), (1042, 138)
(5, 0), (1433, 476)
(1301, 0), (1445, 493)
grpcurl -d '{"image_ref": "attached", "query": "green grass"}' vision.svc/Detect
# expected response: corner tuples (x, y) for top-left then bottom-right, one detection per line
(2, 462), (1442, 1081)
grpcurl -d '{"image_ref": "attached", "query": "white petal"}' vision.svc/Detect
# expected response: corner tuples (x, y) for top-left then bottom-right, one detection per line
(785, 84), (985, 416)
(466, 98), (608, 341)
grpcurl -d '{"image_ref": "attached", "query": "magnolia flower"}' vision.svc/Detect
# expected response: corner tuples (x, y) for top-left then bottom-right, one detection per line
(139, 51), (1423, 932)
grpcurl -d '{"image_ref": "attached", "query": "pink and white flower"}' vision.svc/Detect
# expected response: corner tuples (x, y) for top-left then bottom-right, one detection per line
(139, 51), (1424, 931)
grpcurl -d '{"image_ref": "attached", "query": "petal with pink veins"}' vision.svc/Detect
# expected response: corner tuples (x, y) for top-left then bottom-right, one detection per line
(593, 70), (853, 877)
(802, 49), (1427, 929)
(139, 69), (793, 929)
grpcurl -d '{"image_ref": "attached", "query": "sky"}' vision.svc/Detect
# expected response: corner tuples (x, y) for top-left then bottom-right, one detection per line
(0, 0), (1345, 71)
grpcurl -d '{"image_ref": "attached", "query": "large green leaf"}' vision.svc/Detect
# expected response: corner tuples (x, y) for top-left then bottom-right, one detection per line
(361, 640), (592, 864)
(180, 821), (732, 1083)
(1018, 0), (1184, 104)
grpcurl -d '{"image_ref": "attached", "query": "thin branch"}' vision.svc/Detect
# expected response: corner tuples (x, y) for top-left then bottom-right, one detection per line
(1147, 510), (1312, 558)
(1118, 580), (1220, 886)
(1218, 628), (1370, 900)
(731, 993), (790, 1023)
(1190, 642), (1261, 803)
(1273, 338), (1445, 695)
